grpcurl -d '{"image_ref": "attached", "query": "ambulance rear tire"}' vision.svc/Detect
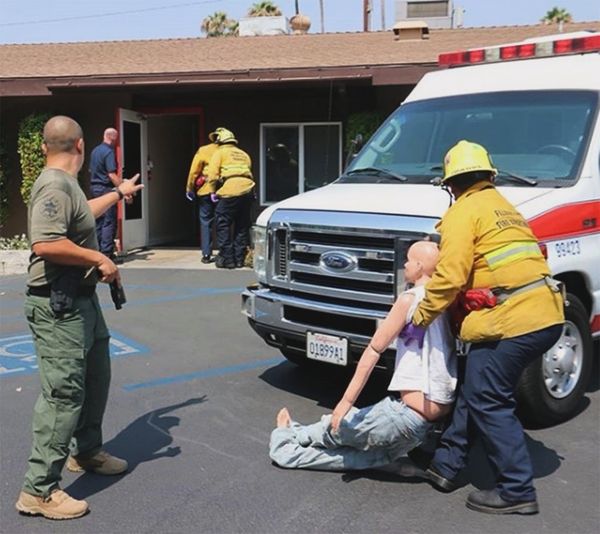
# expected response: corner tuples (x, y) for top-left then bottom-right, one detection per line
(516, 293), (593, 428)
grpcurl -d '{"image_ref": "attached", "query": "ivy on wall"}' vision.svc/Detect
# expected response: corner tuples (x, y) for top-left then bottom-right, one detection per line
(17, 113), (49, 205)
(344, 111), (382, 152)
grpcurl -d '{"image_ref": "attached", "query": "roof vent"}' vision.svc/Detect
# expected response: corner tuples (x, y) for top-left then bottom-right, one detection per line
(393, 20), (430, 40)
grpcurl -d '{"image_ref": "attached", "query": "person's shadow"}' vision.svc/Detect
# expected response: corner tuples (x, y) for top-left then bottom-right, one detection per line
(66, 396), (206, 500)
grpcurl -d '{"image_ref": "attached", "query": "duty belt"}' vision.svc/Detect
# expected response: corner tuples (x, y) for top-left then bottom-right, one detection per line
(27, 285), (96, 298)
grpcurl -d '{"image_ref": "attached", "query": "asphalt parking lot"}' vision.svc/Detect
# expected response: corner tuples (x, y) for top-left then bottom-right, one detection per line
(1, 266), (599, 534)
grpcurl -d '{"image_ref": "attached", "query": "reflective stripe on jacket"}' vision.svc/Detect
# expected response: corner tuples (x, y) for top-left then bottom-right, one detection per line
(186, 143), (219, 196)
(207, 144), (254, 197)
(412, 181), (564, 342)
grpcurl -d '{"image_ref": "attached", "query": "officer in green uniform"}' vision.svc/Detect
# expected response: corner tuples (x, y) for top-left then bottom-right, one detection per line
(15, 115), (143, 520)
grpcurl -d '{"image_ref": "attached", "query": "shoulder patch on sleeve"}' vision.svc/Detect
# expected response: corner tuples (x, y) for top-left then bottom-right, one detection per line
(40, 196), (60, 220)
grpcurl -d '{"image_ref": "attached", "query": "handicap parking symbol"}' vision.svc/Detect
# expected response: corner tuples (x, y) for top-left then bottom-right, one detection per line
(0, 332), (149, 378)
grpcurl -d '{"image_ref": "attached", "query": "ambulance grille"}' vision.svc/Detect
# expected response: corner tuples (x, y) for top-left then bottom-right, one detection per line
(268, 222), (413, 307)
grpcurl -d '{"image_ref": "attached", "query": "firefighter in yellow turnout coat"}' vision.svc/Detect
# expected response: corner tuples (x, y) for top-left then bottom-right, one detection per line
(207, 128), (254, 269)
(412, 141), (564, 515)
(185, 132), (219, 263)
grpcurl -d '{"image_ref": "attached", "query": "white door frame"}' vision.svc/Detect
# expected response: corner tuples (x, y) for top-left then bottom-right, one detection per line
(118, 108), (148, 252)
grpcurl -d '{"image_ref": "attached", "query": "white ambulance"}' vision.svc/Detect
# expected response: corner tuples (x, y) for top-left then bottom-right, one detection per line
(243, 31), (600, 426)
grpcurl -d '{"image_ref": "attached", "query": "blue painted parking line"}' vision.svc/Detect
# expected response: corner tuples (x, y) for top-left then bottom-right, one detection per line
(0, 286), (244, 324)
(0, 331), (149, 378)
(123, 356), (286, 392)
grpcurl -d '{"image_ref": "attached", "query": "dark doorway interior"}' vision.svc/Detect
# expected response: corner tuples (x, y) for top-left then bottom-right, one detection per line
(147, 114), (201, 246)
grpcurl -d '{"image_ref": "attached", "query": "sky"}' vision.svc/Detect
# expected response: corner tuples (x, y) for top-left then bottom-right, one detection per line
(0, 0), (599, 45)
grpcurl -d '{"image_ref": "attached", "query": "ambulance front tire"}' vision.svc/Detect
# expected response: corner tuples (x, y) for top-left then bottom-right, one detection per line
(516, 293), (593, 428)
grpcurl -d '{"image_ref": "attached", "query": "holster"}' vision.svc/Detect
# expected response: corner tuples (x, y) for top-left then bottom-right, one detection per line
(50, 267), (84, 314)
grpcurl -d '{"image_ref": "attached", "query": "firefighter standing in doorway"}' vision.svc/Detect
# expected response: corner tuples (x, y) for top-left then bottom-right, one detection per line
(206, 128), (255, 269)
(185, 130), (219, 263)
(410, 140), (564, 515)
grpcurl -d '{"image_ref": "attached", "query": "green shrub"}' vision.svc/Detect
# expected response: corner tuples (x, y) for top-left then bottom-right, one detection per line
(18, 113), (49, 205)
(0, 233), (29, 250)
(345, 111), (382, 152)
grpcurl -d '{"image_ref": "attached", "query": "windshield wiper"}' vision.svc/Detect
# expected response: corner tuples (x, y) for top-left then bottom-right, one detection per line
(496, 170), (538, 186)
(344, 167), (408, 182)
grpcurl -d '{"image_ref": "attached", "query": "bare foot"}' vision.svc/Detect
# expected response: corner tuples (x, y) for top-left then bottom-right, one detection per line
(276, 407), (292, 428)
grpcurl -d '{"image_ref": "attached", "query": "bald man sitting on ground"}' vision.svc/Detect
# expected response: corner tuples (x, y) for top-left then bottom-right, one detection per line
(269, 241), (457, 473)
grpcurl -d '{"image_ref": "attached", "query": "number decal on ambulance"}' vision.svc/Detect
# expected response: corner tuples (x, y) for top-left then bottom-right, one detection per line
(554, 239), (581, 258)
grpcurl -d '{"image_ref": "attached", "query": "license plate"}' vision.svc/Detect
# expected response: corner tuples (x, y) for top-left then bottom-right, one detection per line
(306, 332), (348, 366)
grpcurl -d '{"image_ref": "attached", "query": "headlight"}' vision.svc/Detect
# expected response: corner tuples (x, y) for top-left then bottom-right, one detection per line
(252, 224), (267, 282)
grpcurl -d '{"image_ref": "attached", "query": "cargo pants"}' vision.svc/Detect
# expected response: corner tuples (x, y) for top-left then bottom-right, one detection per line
(23, 292), (111, 497)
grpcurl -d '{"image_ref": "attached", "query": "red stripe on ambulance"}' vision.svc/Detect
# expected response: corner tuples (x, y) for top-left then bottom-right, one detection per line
(528, 200), (600, 241)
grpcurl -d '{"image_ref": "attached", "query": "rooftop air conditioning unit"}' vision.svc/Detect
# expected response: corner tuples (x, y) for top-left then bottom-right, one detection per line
(239, 16), (289, 36)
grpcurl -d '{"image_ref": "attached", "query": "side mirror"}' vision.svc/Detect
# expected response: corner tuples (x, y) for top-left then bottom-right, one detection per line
(344, 134), (365, 170)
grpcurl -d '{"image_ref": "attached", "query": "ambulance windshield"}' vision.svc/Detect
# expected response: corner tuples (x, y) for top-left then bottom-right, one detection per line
(342, 90), (597, 185)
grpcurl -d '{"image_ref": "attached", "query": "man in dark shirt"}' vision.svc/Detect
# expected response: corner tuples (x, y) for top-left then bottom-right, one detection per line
(89, 128), (120, 258)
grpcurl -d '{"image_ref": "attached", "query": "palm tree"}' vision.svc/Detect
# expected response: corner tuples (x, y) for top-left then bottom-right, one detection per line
(248, 1), (282, 17)
(201, 11), (238, 37)
(541, 7), (573, 25)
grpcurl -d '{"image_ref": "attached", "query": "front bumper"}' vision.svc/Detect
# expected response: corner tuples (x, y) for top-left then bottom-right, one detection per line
(242, 284), (395, 370)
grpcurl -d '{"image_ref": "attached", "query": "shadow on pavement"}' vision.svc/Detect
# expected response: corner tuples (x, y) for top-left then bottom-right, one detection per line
(66, 396), (207, 500)
(259, 360), (394, 411)
(340, 433), (562, 491)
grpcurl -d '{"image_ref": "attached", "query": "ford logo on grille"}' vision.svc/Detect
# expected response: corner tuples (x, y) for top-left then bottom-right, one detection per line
(319, 251), (358, 273)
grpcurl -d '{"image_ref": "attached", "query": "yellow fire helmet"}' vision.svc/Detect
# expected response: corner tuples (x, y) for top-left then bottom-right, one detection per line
(213, 127), (238, 145)
(442, 140), (497, 183)
(208, 130), (219, 143)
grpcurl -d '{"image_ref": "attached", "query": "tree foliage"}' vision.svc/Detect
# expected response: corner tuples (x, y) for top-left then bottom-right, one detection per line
(201, 11), (238, 37)
(345, 111), (382, 152)
(541, 7), (573, 24)
(248, 1), (282, 17)
(18, 113), (50, 205)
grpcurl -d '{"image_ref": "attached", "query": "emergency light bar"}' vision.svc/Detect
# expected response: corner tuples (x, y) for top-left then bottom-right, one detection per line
(438, 33), (600, 67)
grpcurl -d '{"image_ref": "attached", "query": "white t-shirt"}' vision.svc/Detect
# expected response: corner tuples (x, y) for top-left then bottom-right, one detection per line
(387, 285), (457, 404)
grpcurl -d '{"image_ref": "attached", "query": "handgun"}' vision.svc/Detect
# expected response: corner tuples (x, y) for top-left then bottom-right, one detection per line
(109, 280), (127, 310)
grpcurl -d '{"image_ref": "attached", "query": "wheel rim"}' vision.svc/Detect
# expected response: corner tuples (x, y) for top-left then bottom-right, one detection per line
(543, 320), (583, 399)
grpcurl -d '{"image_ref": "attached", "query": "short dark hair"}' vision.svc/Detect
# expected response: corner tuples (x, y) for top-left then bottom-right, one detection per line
(446, 170), (493, 190)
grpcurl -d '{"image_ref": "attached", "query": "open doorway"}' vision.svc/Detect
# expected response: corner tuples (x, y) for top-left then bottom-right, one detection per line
(146, 113), (200, 246)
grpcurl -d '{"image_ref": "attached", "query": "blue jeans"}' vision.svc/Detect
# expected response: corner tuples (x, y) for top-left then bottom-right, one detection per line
(91, 185), (117, 255)
(270, 396), (431, 471)
(431, 323), (563, 502)
(198, 195), (215, 257)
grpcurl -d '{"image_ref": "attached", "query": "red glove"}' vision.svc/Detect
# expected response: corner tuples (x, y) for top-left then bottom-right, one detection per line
(460, 289), (497, 312)
(195, 176), (206, 189)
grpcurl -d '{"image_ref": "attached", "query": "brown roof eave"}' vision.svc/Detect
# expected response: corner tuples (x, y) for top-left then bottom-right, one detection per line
(0, 63), (436, 97)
